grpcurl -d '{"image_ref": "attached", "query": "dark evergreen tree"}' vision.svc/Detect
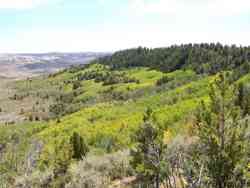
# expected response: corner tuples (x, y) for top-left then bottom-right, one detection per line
(97, 44), (250, 76)
(70, 132), (89, 160)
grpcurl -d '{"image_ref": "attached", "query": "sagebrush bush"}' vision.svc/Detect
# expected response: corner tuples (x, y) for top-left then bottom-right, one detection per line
(14, 170), (54, 188)
(66, 151), (132, 188)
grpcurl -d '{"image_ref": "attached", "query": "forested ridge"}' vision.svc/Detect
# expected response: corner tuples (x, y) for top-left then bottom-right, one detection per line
(1, 44), (250, 188)
(98, 43), (250, 75)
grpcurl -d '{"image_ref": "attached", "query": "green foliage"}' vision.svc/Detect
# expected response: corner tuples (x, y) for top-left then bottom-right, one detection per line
(72, 80), (82, 90)
(53, 139), (72, 178)
(130, 109), (167, 188)
(70, 132), (89, 160)
(3, 44), (250, 187)
(235, 82), (250, 116)
(98, 44), (250, 75)
(195, 73), (249, 187)
(156, 75), (172, 86)
(0, 122), (47, 187)
(49, 102), (65, 118)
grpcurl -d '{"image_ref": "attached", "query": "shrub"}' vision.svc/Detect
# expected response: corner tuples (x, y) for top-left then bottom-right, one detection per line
(66, 151), (132, 188)
(156, 75), (172, 86)
(72, 81), (82, 90)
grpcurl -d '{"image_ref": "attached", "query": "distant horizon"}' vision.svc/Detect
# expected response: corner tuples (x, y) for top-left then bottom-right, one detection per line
(0, 51), (111, 54)
(0, 42), (250, 54)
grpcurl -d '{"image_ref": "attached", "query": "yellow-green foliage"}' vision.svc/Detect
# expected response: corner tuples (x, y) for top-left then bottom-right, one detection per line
(2, 64), (214, 170)
(236, 73), (250, 84)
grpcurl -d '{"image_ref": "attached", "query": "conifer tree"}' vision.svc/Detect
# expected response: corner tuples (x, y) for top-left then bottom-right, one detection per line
(130, 108), (167, 188)
(70, 132), (89, 160)
(195, 73), (249, 187)
(236, 82), (250, 116)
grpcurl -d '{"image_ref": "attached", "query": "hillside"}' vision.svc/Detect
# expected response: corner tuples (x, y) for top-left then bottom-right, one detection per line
(1, 44), (250, 187)
(0, 53), (108, 123)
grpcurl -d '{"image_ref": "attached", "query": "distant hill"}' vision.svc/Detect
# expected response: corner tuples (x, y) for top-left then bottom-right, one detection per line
(0, 52), (109, 78)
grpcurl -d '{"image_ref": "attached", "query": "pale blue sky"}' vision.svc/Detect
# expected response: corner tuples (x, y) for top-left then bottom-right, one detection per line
(0, 0), (250, 53)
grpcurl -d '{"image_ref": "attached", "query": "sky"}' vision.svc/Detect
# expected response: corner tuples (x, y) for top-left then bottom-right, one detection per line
(0, 0), (250, 53)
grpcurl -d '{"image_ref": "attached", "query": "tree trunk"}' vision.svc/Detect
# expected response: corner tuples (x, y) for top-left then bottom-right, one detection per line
(156, 174), (160, 188)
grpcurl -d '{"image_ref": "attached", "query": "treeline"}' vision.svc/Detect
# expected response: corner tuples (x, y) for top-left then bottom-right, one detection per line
(76, 70), (139, 86)
(97, 43), (250, 76)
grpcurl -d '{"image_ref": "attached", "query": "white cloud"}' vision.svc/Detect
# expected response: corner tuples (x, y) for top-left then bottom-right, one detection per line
(129, 0), (250, 17)
(0, 0), (61, 9)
